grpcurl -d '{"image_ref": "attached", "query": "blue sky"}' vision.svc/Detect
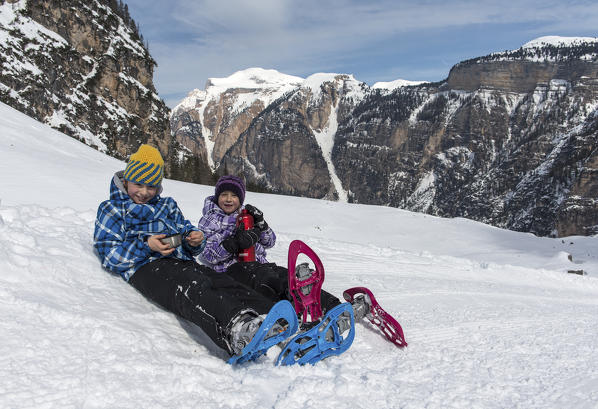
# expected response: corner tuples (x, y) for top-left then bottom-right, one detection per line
(124, 0), (598, 108)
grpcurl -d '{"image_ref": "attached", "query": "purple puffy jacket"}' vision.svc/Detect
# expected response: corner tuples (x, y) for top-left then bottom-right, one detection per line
(197, 196), (276, 272)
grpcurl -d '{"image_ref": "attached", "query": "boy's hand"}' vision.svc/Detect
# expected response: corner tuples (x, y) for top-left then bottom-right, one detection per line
(147, 234), (176, 256)
(186, 230), (205, 247)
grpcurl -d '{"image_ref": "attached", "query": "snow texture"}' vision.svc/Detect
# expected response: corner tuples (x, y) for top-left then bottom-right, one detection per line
(1, 101), (598, 408)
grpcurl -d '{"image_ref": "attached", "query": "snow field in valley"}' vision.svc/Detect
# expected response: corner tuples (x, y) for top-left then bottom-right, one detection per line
(1, 101), (598, 408)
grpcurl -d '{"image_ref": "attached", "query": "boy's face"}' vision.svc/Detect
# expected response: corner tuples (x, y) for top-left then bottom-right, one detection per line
(126, 181), (158, 204)
(218, 190), (241, 214)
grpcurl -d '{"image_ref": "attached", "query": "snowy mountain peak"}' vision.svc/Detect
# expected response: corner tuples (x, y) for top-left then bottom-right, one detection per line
(174, 88), (208, 111)
(302, 72), (362, 88)
(205, 67), (304, 91)
(522, 36), (598, 49)
(372, 78), (428, 91)
(172, 68), (304, 114)
(302, 72), (368, 102)
(174, 69), (422, 113)
(303, 72), (345, 88)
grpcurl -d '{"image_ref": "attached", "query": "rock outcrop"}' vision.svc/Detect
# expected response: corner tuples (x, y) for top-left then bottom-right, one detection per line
(0, 0), (178, 167)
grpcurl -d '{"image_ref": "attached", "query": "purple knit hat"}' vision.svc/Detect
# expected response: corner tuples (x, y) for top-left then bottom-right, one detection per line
(214, 175), (246, 204)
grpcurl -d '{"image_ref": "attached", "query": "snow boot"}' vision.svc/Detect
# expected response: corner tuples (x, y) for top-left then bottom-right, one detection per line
(227, 300), (298, 365)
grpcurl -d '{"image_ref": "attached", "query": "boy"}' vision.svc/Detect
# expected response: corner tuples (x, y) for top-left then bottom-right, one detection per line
(93, 145), (297, 362)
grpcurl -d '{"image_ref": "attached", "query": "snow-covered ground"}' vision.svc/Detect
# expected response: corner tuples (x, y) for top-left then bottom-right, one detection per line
(1, 101), (597, 408)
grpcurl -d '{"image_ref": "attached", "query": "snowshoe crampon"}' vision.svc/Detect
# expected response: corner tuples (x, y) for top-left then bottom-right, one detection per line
(276, 302), (355, 366)
(227, 300), (298, 365)
(287, 240), (325, 323)
(343, 287), (407, 347)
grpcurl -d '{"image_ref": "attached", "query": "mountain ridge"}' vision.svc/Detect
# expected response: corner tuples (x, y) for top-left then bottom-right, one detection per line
(171, 36), (598, 237)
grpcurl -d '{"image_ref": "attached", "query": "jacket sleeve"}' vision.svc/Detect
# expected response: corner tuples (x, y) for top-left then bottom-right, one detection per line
(166, 198), (206, 256)
(94, 201), (153, 277)
(258, 226), (276, 249)
(197, 214), (235, 265)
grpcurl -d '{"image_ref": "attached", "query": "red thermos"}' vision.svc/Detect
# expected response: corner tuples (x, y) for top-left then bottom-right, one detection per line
(236, 208), (256, 262)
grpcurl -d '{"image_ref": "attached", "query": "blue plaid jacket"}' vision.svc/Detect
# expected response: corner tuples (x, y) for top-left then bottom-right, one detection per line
(197, 196), (276, 272)
(94, 172), (206, 281)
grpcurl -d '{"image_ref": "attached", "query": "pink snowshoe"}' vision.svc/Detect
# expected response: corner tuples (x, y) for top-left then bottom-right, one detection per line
(343, 287), (407, 347)
(287, 240), (325, 323)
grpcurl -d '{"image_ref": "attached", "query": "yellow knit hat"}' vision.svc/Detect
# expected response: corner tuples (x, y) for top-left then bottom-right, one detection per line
(123, 144), (164, 186)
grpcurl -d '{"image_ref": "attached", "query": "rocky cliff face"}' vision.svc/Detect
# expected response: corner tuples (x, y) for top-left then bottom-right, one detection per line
(170, 70), (370, 199)
(171, 37), (598, 237)
(170, 69), (304, 179)
(0, 0), (179, 167)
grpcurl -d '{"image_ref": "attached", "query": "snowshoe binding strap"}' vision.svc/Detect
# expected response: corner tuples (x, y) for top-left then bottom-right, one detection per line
(287, 240), (325, 322)
(228, 300), (299, 365)
(276, 302), (355, 366)
(343, 287), (407, 347)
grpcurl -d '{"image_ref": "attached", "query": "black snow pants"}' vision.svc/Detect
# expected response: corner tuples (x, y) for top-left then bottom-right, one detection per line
(129, 258), (275, 355)
(225, 261), (341, 313)
(129, 259), (342, 356)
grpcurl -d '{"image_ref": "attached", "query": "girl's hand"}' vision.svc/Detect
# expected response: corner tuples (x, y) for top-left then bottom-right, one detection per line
(147, 234), (176, 256)
(186, 230), (205, 247)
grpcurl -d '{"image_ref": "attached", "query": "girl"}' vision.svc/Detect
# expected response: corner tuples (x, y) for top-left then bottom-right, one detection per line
(197, 175), (342, 314)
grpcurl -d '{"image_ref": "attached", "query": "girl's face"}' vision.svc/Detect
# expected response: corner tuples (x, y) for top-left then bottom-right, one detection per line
(126, 181), (158, 204)
(218, 190), (241, 214)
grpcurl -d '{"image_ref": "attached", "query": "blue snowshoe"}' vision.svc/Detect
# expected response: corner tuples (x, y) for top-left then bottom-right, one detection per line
(276, 302), (355, 366)
(228, 300), (299, 365)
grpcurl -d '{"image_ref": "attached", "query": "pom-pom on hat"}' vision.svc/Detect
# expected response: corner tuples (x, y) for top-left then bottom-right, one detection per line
(123, 144), (164, 187)
(214, 175), (246, 204)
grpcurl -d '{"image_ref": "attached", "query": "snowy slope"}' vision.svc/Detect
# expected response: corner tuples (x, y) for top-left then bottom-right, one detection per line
(1, 101), (598, 408)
